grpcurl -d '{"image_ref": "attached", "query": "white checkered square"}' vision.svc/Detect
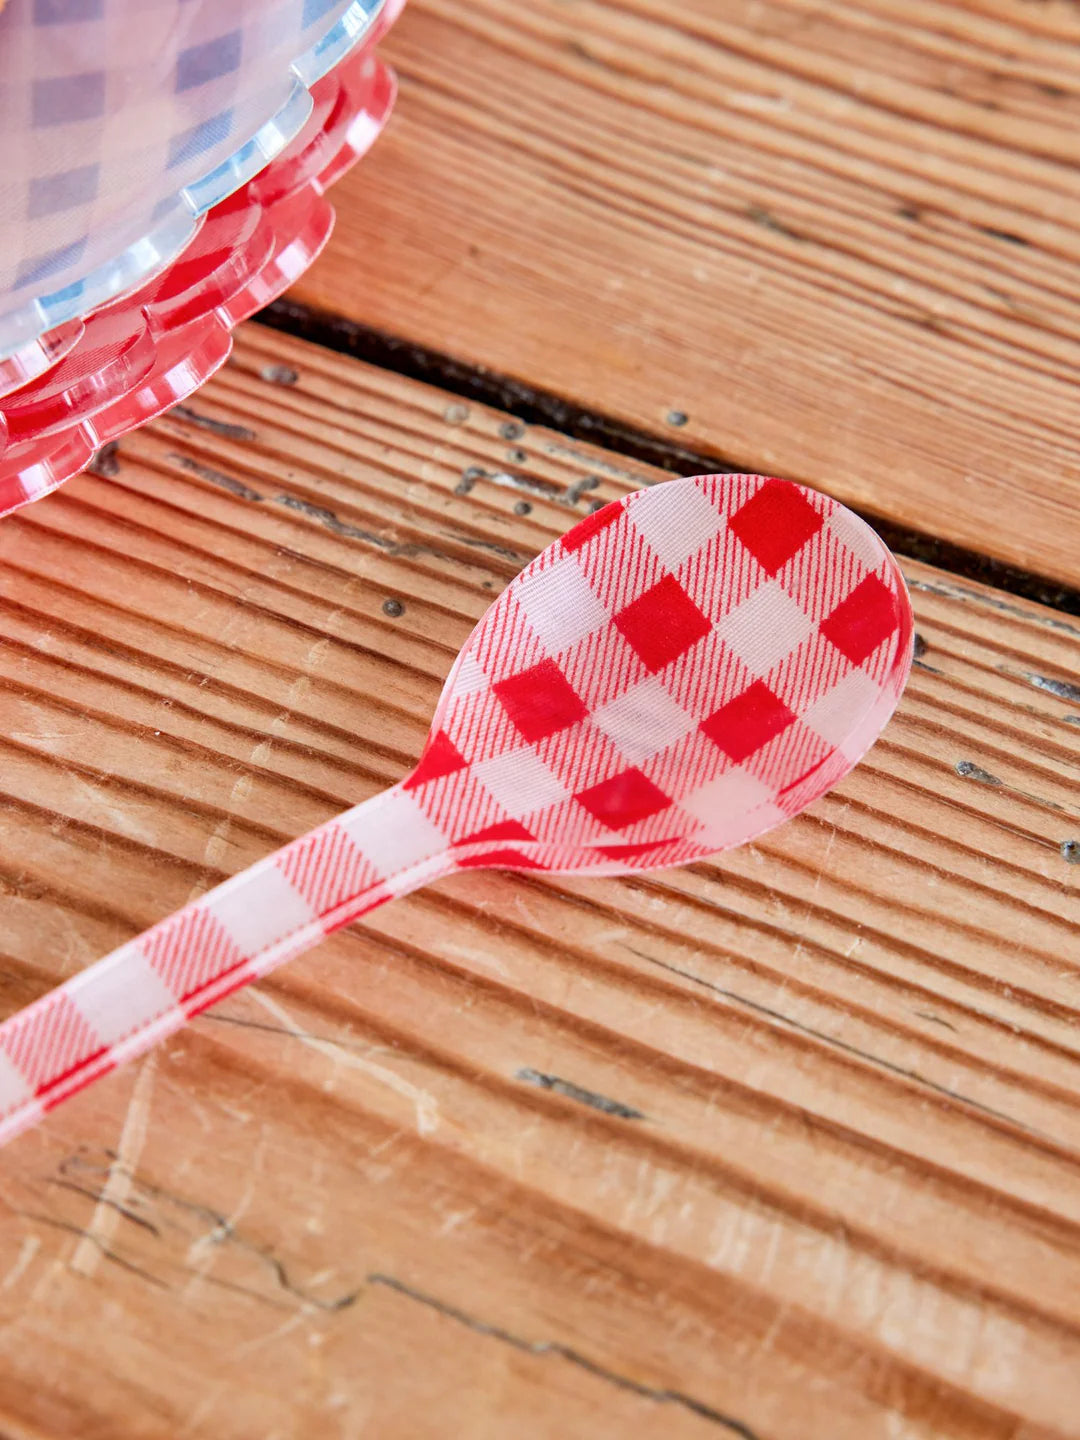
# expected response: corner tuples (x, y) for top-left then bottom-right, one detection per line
(516, 553), (608, 656)
(209, 862), (315, 956)
(472, 746), (569, 820)
(628, 480), (725, 574)
(339, 787), (447, 875)
(801, 666), (884, 749)
(74, 944), (179, 1047)
(680, 766), (786, 845)
(826, 509), (884, 572)
(593, 676), (697, 766)
(718, 580), (813, 677)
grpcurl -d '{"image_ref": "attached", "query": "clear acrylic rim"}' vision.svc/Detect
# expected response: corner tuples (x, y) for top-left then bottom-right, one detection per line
(0, 0), (387, 362)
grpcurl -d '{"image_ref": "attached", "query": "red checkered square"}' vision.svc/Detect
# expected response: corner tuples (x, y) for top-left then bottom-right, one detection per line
(575, 767), (675, 831)
(701, 680), (797, 763)
(820, 573), (900, 665)
(494, 658), (587, 742)
(728, 479), (824, 576)
(614, 575), (712, 673)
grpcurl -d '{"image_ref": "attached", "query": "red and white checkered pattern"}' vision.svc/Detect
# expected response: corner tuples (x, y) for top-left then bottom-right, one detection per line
(0, 474), (912, 1144)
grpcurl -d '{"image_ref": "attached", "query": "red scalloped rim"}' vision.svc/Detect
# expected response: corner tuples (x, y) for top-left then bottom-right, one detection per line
(0, 41), (397, 520)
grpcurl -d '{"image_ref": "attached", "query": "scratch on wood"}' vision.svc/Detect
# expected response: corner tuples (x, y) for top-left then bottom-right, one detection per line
(49, 1178), (161, 1237)
(542, 438), (659, 485)
(22, 1210), (169, 1290)
(979, 225), (1029, 247)
(455, 465), (486, 496)
(0, 1235), (40, 1292)
(620, 946), (1041, 1135)
(366, 1271), (762, 1438)
(248, 991), (440, 1136)
(274, 493), (432, 555)
(516, 1068), (646, 1120)
(453, 531), (525, 562)
(70, 1052), (157, 1279)
(58, 1149), (359, 1312)
(914, 1011), (959, 1033)
(563, 474), (600, 508)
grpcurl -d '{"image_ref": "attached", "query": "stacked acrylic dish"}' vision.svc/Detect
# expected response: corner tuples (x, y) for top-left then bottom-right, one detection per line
(0, 0), (404, 517)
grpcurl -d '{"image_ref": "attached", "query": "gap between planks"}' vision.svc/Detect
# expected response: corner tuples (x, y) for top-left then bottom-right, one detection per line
(259, 299), (1080, 617)
(291, 0), (1080, 589)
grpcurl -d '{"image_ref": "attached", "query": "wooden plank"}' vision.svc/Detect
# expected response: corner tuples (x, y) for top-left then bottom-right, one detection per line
(293, 0), (1080, 586)
(0, 323), (1078, 1439)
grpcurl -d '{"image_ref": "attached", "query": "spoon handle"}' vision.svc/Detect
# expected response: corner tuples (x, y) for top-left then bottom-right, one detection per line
(0, 781), (456, 1146)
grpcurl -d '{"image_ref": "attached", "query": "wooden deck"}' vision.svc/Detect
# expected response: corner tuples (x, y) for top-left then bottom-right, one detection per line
(1, 3), (1078, 1437)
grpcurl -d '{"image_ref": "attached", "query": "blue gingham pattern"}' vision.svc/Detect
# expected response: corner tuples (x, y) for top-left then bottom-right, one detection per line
(0, 0), (386, 358)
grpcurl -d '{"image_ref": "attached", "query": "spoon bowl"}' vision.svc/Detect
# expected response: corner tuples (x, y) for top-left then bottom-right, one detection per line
(418, 470), (911, 874)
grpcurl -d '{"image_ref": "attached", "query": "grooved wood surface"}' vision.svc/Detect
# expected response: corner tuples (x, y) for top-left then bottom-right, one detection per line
(0, 325), (1077, 1438)
(294, 0), (1080, 587)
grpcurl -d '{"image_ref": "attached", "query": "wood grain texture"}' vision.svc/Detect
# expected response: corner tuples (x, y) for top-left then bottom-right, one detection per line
(293, 0), (1080, 586)
(0, 324), (1077, 1438)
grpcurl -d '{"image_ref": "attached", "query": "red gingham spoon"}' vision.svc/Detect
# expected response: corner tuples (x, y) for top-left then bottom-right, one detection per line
(0, 473), (913, 1145)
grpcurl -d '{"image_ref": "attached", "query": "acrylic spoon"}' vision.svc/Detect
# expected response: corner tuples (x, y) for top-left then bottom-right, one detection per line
(0, 473), (912, 1145)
